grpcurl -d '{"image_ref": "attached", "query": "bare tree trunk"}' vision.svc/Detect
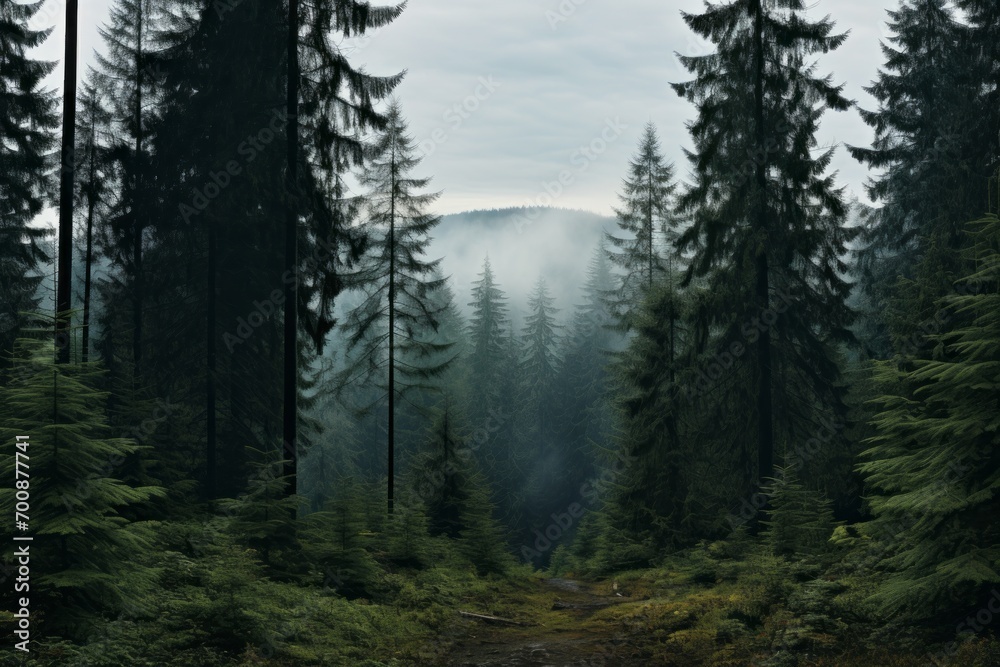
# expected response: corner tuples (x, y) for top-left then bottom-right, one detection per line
(752, 0), (774, 505)
(282, 0), (300, 499)
(56, 0), (79, 364)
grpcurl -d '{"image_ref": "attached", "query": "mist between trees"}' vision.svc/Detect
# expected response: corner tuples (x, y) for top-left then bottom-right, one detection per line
(2, 0), (1000, 664)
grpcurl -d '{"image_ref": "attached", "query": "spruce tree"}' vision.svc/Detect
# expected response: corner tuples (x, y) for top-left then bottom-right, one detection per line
(0, 337), (165, 634)
(557, 242), (618, 465)
(459, 483), (512, 576)
(763, 465), (837, 560)
(598, 281), (690, 558)
(672, 0), (856, 502)
(466, 256), (509, 396)
(217, 450), (302, 575)
(521, 277), (585, 550)
(408, 407), (473, 539)
(848, 0), (984, 356)
(605, 122), (678, 329)
(0, 0), (57, 371)
(337, 100), (454, 514)
(520, 277), (561, 445)
(74, 76), (113, 364)
(955, 0), (999, 194)
(858, 212), (1000, 620)
(123, 0), (402, 501)
(93, 0), (161, 373)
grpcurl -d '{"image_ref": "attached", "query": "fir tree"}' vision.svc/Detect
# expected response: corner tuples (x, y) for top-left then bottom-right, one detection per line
(0, 0), (57, 370)
(337, 100), (454, 514)
(459, 483), (512, 576)
(217, 450), (302, 576)
(93, 0), (162, 373)
(848, 0), (984, 356)
(408, 407), (473, 539)
(598, 281), (690, 557)
(605, 122), (679, 329)
(466, 256), (509, 394)
(673, 0), (856, 502)
(0, 337), (165, 635)
(763, 465), (837, 560)
(520, 277), (561, 443)
(858, 212), (1000, 620)
(301, 479), (379, 598)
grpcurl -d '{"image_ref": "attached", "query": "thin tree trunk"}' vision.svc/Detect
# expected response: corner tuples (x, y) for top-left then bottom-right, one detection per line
(647, 167), (653, 291)
(82, 95), (96, 364)
(132, 0), (144, 374)
(388, 143), (397, 515)
(82, 179), (95, 363)
(56, 0), (79, 364)
(206, 215), (217, 500)
(752, 0), (774, 499)
(283, 0), (300, 498)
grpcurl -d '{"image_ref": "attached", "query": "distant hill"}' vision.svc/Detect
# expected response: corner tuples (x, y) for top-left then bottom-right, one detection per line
(431, 207), (615, 322)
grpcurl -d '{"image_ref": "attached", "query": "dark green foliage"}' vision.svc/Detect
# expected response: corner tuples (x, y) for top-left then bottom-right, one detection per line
(0, 338), (165, 635)
(459, 483), (512, 576)
(605, 122), (679, 329)
(762, 466), (837, 560)
(848, 0), (988, 356)
(386, 488), (431, 567)
(301, 479), (381, 599)
(407, 407), (474, 539)
(858, 213), (1000, 620)
(0, 1), (57, 366)
(673, 0), (856, 499)
(216, 452), (303, 576)
(600, 280), (690, 552)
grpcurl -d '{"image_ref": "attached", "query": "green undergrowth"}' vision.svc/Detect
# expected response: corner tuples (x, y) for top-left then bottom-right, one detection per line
(0, 517), (536, 667)
(7, 525), (1000, 666)
(550, 540), (1000, 666)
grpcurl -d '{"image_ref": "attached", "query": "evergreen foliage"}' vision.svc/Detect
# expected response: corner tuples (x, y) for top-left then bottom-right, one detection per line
(762, 465), (837, 560)
(605, 122), (679, 329)
(859, 212), (1000, 619)
(0, 1), (57, 367)
(672, 0), (856, 499)
(0, 337), (165, 635)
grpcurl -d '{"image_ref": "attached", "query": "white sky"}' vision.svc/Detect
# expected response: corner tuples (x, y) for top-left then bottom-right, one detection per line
(30, 0), (899, 216)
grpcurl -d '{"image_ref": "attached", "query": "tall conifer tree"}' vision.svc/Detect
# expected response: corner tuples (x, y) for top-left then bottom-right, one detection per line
(673, 0), (856, 501)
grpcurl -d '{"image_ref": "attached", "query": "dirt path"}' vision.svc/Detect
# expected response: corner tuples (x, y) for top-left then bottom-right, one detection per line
(440, 578), (643, 667)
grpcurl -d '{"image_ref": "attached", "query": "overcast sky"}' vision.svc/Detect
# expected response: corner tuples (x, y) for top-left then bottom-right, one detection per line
(31, 0), (899, 216)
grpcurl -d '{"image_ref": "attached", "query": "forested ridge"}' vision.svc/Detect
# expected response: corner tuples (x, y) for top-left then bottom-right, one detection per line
(1, 0), (999, 665)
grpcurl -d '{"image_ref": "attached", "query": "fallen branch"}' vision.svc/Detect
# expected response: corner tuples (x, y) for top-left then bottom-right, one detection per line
(458, 610), (527, 626)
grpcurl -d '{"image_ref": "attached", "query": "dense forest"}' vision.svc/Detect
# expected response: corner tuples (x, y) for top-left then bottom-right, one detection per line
(1, 0), (999, 665)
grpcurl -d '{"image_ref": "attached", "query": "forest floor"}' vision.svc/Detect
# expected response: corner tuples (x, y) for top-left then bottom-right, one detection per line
(440, 577), (635, 666)
(412, 552), (997, 667)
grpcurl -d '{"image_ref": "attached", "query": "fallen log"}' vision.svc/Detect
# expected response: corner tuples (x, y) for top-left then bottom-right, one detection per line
(458, 610), (527, 626)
